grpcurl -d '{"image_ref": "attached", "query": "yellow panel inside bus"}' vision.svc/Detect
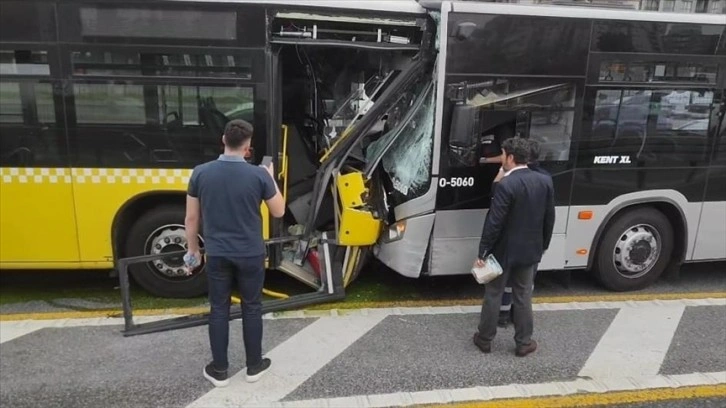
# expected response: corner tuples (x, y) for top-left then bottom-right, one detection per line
(0, 168), (81, 264)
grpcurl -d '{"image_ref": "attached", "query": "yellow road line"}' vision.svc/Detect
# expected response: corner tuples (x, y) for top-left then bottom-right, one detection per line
(0, 306), (209, 322)
(421, 384), (726, 408)
(309, 291), (726, 310)
(1, 292), (724, 321)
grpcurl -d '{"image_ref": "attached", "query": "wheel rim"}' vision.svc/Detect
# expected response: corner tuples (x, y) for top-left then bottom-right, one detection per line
(143, 224), (204, 280)
(611, 223), (661, 279)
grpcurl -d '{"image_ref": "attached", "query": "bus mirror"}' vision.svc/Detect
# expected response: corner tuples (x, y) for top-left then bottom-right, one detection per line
(450, 104), (480, 146)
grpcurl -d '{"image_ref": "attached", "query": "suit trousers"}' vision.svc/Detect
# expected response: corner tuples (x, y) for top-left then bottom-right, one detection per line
(478, 263), (536, 347)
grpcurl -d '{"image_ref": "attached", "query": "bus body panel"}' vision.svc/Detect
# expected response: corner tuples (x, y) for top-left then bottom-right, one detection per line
(427, 207), (570, 276)
(71, 168), (190, 263)
(0, 167), (80, 264)
(564, 189), (698, 269)
(693, 201), (726, 260)
(373, 212), (435, 278)
(0, 166), (271, 266)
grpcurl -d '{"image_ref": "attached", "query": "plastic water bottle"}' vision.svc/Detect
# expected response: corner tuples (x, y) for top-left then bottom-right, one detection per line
(183, 252), (200, 269)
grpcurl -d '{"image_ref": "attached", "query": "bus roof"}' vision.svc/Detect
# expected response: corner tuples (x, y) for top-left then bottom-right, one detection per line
(443, 1), (726, 26)
(172, 0), (724, 25)
(179, 0), (428, 14)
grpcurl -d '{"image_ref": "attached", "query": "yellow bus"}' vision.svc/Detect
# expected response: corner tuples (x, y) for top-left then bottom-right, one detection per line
(0, 0), (425, 297)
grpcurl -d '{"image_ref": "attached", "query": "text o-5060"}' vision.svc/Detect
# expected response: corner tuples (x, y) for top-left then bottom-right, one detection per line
(439, 177), (475, 188)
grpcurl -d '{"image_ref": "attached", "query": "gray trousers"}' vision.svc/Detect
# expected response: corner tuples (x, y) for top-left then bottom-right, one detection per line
(477, 263), (536, 347)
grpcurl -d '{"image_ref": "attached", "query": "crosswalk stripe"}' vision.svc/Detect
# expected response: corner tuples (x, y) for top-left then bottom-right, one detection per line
(0, 315), (176, 344)
(186, 312), (388, 407)
(578, 304), (685, 378)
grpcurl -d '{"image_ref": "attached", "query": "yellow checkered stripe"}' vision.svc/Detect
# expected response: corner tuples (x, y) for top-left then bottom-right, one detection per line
(0, 168), (193, 185)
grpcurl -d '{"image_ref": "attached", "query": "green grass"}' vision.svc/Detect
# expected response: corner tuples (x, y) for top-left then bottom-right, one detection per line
(0, 264), (482, 314)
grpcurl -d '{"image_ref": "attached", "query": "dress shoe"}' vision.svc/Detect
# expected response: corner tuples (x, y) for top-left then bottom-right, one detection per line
(515, 339), (537, 357)
(472, 333), (491, 353)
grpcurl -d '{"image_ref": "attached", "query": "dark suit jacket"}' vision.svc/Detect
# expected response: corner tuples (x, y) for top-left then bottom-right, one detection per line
(479, 167), (555, 270)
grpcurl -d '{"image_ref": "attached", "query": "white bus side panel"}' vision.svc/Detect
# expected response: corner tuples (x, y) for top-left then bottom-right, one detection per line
(692, 201), (726, 260)
(428, 207), (569, 276)
(564, 190), (703, 269)
(374, 213), (436, 278)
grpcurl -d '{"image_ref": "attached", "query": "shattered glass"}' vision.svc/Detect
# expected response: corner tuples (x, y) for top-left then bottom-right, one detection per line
(367, 81), (435, 199)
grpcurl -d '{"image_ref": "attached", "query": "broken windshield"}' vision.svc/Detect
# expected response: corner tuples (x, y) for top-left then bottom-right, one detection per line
(365, 78), (435, 203)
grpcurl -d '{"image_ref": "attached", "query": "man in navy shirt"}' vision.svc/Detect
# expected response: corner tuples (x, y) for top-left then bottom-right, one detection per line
(185, 119), (285, 387)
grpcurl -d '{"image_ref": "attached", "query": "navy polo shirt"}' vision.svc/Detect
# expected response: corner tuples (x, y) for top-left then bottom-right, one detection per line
(187, 154), (277, 257)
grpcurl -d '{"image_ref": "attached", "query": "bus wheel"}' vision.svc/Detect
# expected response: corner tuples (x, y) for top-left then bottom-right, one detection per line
(124, 206), (207, 298)
(346, 246), (372, 287)
(594, 207), (674, 292)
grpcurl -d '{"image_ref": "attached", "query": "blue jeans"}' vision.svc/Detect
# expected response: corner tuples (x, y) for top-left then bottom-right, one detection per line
(206, 255), (265, 371)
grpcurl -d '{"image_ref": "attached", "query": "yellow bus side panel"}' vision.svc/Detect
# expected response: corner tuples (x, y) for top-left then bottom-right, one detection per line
(71, 168), (191, 263)
(2, 167), (273, 267)
(73, 168), (272, 263)
(0, 168), (81, 263)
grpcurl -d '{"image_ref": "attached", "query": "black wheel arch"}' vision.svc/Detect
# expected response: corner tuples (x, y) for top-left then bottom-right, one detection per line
(111, 191), (187, 269)
(586, 197), (688, 271)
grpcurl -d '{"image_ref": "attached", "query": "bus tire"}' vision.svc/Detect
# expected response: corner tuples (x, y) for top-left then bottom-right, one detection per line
(124, 205), (207, 298)
(594, 207), (674, 292)
(347, 246), (372, 286)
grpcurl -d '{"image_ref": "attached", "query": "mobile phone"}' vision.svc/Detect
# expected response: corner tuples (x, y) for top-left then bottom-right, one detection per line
(259, 156), (273, 168)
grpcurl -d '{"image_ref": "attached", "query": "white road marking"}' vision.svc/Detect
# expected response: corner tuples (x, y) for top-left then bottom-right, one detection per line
(252, 371), (726, 408)
(578, 305), (685, 379)
(186, 312), (388, 408)
(0, 326), (42, 344)
(0, 315), (178, 344)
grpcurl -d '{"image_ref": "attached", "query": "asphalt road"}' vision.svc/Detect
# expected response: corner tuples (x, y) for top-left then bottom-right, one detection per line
(1, 297), (724, 408)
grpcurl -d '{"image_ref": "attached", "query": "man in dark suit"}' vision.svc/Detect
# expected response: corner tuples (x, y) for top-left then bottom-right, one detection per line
(473, 137), (555, 357)
(497, 138), (551, 328)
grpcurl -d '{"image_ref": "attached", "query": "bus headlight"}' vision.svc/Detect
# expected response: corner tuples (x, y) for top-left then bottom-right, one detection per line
(383, 220), (406, 243)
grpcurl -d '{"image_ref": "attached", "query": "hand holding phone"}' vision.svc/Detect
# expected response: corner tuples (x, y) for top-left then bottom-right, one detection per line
(259, 156), (274, 178)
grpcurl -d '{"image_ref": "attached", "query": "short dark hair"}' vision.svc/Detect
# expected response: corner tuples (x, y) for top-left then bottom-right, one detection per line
(224, 119), (253, 149)
(528, 139), (541, 162)
(501, 137), (530, 165)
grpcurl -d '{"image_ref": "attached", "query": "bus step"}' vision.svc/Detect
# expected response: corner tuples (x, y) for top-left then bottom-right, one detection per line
(278, 260), (320, 289)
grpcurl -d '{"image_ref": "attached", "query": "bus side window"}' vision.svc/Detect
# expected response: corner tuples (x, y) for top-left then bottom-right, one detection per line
(589, 88), (712, 166)
(0, 49), (64, 168)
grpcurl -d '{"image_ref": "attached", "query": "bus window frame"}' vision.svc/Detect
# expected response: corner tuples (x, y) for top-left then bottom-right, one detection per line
(60, 44), (265, 83)
(56, 2), (267, 49)
(0, 44), (63, 80)
(63, 77), (262, 168)
(587, 53), (724, 88)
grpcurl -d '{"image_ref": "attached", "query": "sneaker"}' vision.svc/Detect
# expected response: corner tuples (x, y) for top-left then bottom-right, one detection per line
(203, 363), (230, 387)
(246, 358), (271, 383)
